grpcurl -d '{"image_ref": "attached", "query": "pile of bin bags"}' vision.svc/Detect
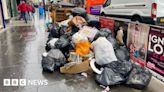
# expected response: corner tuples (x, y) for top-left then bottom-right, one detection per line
(42, 15), (152, 90)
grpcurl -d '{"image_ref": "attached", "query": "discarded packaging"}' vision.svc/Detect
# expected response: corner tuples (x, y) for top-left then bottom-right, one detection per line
(60, 60), (92, 74)
(68, 52), (83, 63)
(72, 32), (88, 43)
(79, 26), (99, 41)
(71, 16), (87, 28)
(90, 59), (103, 74)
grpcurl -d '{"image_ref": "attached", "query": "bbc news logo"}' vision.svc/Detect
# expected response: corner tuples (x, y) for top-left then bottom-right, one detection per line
(3, 79), (48, 86)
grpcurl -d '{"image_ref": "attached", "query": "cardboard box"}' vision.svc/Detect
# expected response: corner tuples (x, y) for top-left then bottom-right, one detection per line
(55, 8), (71, 22)
(60, 60), (92, 74)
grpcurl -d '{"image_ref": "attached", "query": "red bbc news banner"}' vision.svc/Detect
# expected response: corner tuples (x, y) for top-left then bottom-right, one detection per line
(146, 26), (164, 76)
(127, 23), (150, 67)
(99, 17), (115, 33)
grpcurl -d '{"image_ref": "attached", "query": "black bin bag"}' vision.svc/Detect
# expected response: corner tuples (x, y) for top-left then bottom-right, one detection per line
(88, 20), (100, 29)
(54, 33), (73, 57)
(71, 7), (87, 20)
(45, 39), (52, 52)
(48, 49), (66, 70)
(42, 56), (55, 73)
(95, 67), (125, 86)
(115, 46), (130, 61)
(100, 28), (113, 37)
(48, 24), (60, 39)
(105, 60), (132, 78)
(55, 34), (71, 49)
(125, 64), (152, 90)
(48, 25), (67, 39)
(93, 28), (113, 42)
(95, 60), (133, 86)
(106, 36), (119, 49)
(42, 49), (66, 72)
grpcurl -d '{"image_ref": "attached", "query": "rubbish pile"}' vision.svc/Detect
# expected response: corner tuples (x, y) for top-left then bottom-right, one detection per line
(42, 8), (152, 90)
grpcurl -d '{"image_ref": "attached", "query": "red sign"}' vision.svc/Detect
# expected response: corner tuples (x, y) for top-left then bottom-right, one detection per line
(146, 26), (164, 76)
(99, 17), (114, 33)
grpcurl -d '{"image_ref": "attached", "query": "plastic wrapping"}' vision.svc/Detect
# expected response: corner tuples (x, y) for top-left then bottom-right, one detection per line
(79, 26), (99, 41)
(68, 52), (83, 63)
(72, 32), (88, 43)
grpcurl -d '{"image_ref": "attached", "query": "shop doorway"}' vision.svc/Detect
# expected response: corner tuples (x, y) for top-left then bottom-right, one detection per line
(16, 0), (21, 5)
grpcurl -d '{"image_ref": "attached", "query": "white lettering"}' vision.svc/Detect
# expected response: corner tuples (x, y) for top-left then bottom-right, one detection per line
(154, 44), (163, 55)
(11, 79), (19, 86)
(19, 79), (26, 86)
(148, 34), (164, 55)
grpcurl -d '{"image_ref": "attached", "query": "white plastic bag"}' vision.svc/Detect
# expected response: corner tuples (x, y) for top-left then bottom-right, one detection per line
(91, 37), (117, 65)
(72, 32), (88, 43)
(47, 38), (59, 48)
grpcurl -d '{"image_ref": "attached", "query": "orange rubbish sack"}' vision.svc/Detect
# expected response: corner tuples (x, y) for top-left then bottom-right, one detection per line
(75, 41), (91, 57)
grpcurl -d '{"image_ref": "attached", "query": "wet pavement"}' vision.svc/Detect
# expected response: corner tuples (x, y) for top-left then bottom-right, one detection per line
(0, 15), (164, 92)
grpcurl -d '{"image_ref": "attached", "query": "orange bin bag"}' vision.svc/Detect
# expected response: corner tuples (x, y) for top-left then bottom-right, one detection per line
(75, 41), (91, 57)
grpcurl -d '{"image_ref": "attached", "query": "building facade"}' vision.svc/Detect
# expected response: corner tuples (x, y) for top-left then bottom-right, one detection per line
(2, 0), (10, 21)
(0, 0), (5, 28)
(0, 6), (4, 29)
